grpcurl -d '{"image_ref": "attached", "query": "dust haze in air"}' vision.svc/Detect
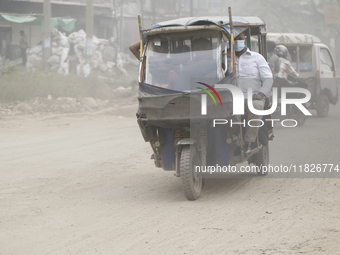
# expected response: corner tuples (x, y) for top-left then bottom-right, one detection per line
(122, 0), (337, 63)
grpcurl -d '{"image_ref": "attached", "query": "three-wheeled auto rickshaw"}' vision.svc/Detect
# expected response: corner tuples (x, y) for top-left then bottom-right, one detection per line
(135, 13), (273, 200)
(267, 33), (338, 117)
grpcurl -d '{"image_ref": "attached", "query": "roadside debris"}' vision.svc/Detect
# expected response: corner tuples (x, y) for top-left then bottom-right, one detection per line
(26, 28), (129, 77)
(0, 97), (113, 116)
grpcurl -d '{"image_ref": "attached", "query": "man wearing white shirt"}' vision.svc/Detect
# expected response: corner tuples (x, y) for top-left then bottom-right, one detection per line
(234, 32), (273, 154)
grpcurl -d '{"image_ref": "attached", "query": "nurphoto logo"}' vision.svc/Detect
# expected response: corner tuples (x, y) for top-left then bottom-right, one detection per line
(199, 83), (312, 128)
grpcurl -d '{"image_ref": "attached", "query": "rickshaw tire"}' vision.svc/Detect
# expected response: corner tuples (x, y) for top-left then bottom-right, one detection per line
(254, 144), (269, 176)
(180, 145), (202, 201)
(316, 94), (329, 117)
(287, 106), (306, 126)
(297, 112), (307, 126)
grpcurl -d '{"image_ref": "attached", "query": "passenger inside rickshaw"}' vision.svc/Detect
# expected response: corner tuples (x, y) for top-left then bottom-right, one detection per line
(182, 37), (217, 78)
(148, 39), (173, 88)
(145, 32), (220, 91)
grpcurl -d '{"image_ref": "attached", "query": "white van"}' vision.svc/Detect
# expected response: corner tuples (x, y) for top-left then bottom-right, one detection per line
(267, 33), (338, 117)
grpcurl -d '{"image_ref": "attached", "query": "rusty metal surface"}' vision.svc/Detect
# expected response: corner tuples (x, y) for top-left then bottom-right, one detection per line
(149, 16), (266, 37)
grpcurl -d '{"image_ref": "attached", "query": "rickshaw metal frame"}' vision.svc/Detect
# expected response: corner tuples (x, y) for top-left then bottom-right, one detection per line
(136, 14), (270, 200)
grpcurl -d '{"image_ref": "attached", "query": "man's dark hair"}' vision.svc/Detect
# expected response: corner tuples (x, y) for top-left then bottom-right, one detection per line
(267, 41), (276, 52)
(192, 37), (211, 51)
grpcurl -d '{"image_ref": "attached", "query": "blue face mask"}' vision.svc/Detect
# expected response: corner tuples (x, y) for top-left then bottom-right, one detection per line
(235, 40), (246, 52)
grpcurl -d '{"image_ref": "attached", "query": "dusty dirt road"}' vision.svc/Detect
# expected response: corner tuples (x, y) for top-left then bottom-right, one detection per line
(0, 103), (339, 255)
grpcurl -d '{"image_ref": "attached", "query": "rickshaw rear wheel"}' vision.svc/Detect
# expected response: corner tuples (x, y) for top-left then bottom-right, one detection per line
(316, 94), (329, 117)
(254, 144), (269, 176)
(296, 112), (307, 126)
(180, 145), (202, 201)
(288, 105), (306, 126)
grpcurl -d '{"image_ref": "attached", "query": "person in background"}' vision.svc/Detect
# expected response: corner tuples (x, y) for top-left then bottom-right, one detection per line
(19, 30), (28, 66)
(65, 42), (78, 74)
(274, 45), (302, 87)
(149, 40), (173, 88)
(267, 41), (280, 76)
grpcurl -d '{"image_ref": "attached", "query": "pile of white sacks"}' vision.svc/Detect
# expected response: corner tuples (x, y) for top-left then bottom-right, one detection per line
(26, 28), (122, 76)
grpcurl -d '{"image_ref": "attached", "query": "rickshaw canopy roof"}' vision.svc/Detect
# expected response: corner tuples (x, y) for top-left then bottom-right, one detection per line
(267, 33), (322, 46)
(149, 16), (266, 37)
